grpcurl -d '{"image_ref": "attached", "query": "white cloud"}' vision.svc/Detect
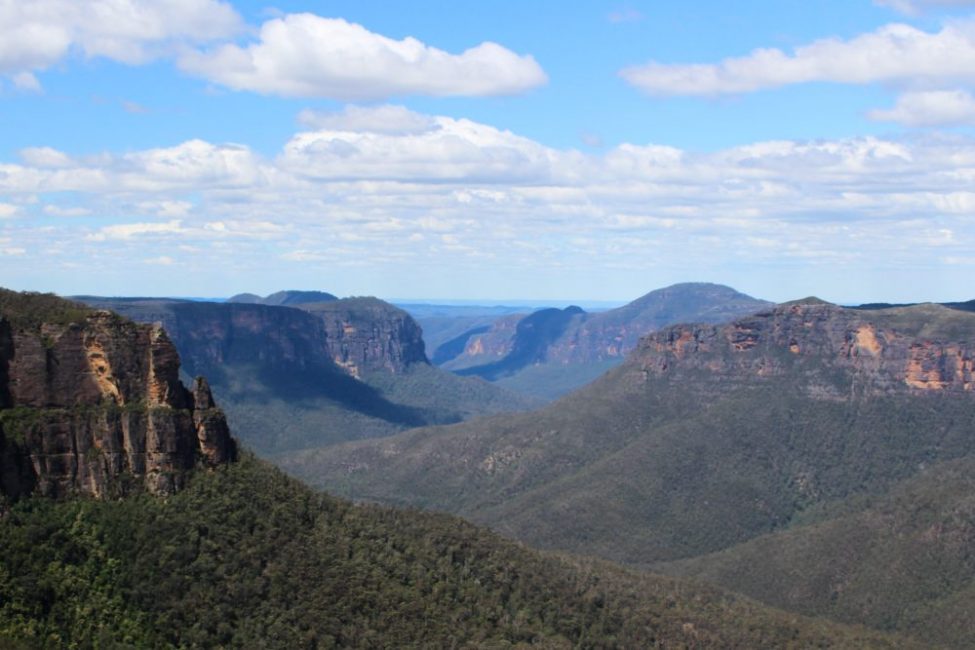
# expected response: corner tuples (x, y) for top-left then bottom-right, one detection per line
(621, 20), (975, 95)
(6, 109), (975, 300)
(0, 0), (241, 82)
(137, 200), (194, 217)
(279, 112), (573, 182)
(869, 89), (975, 125)
(11, 71), (40, 91)
(297, 105), (438, 135)
(0, 203), (19, 218)
(179, 13), (547, 99)
(118, 139), (266, 190)
(19, 147), (73, 168)
(88, 220), (184, 241)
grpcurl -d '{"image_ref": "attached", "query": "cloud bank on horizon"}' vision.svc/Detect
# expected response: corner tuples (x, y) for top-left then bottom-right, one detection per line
(2, 1), (975, 303)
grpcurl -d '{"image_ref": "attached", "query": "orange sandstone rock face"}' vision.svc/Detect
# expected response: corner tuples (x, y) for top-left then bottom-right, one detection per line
(633, 302), (975, 395)
(853, 325), (883, 357)
(0, 309), (236, 500)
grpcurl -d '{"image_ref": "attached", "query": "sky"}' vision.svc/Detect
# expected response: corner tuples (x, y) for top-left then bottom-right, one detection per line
(3, 1), (975, 304)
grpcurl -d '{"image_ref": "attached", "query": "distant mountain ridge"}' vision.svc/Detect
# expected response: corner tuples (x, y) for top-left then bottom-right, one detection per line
(454, 306), (585, 381)
(438, 282), (772, 398)
(227, 290), (339, 306)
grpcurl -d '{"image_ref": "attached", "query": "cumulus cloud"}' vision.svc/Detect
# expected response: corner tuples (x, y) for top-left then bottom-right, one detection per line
(0, 203), (19, 219)
(19, 147), (73, 168)
(0, 0), (241, 82)
(280, 110), (572, 182)
(178, 13), (547, 99)
(7, 108), (975, 300)
(869, 89), (975, 125)
(621, 20), (975, 95)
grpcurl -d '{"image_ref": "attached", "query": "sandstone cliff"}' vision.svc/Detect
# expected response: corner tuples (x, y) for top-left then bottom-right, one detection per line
(634, 299), (975, 395)
(0, 291), (236, 500)
(82, 295), (428, 379)
(300, 297), (428, 377)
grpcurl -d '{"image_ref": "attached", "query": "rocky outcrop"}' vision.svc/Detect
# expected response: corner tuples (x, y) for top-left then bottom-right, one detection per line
(301, 298), (428, 376)
(165, 302), (333, 376)
(81, 296), (428, 379)
(0, 295), (236, 500)
(633, 300), (975, 395)
(438, 315), (523, 369)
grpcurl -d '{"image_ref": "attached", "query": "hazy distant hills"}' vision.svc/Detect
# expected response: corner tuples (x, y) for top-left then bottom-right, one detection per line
(435, 283), (772, 399)
(399, 303), (533, 357)
(227, 289), (339, 306)
(294, 298), (975, 645)
(4, 289), (911, 648)
(76, 294), (536, 455)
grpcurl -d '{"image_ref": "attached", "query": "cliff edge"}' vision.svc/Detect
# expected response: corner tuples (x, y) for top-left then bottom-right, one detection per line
(0, 289), (236, 500)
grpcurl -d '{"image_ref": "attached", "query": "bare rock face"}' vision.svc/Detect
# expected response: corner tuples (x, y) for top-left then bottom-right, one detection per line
(448, 314), (522, 369)
(631, 300), (975, 396)
(0, 295), (236, 501)
(80, 296), (428, 380)
(301, 298), (428, 377)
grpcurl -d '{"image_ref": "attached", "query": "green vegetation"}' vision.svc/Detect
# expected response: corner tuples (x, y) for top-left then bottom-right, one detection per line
(661, 456), (975, 648)
(293, 301), (975, 646)
(494, 360), (622, 401)
(0, 454), (914, 648)
(299, 376), (975, 567)
(0, 290), (93, 330)
(214, 360), (538, 456)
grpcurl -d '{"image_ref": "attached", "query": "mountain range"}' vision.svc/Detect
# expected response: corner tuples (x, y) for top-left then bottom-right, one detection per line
(298, 297), (975, 646)
(434, 283), (772, 399)
(0, 288), (914, 648)
(7, 284), (975, 646)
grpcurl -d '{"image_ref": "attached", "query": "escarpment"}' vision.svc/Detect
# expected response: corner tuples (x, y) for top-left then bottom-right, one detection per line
(437, 283), (772, 384)
(0, 291), (236, 501)
(80, 295), (428, 379)
(300, 298), (428, 376)
(633, 300), (975, 395)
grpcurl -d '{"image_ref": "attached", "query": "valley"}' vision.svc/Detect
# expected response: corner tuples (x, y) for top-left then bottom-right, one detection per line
(0, 288), (916, 648)
(3, 285), (975, 647)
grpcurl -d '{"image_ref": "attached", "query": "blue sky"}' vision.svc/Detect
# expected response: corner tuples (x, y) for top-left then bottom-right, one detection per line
(3, 0), (975, 304)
